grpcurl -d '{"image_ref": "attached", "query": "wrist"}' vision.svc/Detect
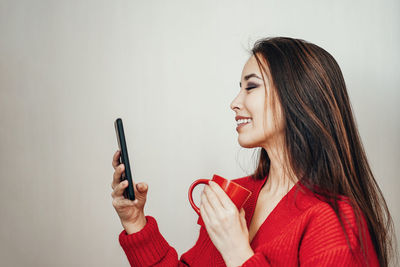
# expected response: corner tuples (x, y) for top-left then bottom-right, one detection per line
(122, 215), (147, 235)
(224, 245), (254, 267)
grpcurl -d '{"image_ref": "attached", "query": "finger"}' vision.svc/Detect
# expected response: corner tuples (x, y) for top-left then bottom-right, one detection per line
(208, 181), (236, 210)
(111, 180), (129, 198)
(239, 208), (247, 229)
(240, 207), (246, 218)
(203, 185), (225, 216)
(112, 150), (121, 169)
(111, 164), (125, 189)
(201, 188), (218, 222)
(111, 180), (127, 198)
(130, 182), (147, 200)
(200, 201), (211, 228)
(113, 198), (137, 208)
(135, 182), (148, 193)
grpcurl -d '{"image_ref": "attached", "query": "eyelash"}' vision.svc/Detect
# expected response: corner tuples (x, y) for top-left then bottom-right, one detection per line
(245, 85), (258, 91)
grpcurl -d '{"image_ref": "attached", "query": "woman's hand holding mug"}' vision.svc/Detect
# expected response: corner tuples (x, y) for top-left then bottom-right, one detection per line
(111, 150), (148, 234)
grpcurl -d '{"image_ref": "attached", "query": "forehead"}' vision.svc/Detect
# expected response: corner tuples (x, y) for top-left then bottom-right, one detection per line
(241, 55), (261, 78)
(241, 54), (270, 84)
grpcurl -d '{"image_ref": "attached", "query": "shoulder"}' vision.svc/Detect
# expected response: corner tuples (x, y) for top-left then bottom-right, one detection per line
(297, 194), (377, 265)
(295, 184), (361, 232)
(299, 194), (368, 251)
(311, 196), (360, 226)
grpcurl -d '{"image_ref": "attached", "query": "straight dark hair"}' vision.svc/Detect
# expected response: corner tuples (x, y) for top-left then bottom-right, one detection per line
(249, 37), (396, 267)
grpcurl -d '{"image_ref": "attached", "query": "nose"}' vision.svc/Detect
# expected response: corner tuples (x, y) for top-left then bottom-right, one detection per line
(230, 92), (242, 112)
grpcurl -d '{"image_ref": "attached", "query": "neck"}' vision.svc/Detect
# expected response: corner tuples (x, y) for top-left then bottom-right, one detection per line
(262, 135), (297, 195)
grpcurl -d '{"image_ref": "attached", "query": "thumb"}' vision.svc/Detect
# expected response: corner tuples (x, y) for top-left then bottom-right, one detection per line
(136, 182), (148, 194)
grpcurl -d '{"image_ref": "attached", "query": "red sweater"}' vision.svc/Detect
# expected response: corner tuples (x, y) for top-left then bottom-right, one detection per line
(118, 175), (379, 266)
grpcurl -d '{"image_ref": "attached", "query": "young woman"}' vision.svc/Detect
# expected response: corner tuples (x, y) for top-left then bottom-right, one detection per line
(111, 37), (396, 266)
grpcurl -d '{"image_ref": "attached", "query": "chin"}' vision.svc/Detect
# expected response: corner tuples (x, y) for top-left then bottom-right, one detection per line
(238, 137), (258, 148)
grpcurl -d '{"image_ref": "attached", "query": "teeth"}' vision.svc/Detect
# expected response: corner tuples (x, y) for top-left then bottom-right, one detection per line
(237, 118), (252, 125)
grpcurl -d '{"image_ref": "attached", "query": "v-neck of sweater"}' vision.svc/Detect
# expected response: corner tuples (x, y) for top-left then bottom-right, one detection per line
(245, 175), (304, 248)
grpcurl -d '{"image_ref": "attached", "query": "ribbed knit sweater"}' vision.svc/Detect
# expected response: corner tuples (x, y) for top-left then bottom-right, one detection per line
(118, 175), (379, 266)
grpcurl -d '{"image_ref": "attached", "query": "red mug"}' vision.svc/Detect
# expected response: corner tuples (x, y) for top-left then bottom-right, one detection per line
(188, 174), (252, 226)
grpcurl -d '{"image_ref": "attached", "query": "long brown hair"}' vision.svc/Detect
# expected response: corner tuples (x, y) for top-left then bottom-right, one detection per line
(249, 37), (396, 266)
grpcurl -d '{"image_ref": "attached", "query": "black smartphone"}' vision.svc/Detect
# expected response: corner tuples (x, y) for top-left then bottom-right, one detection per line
(114, 118), (135, 201)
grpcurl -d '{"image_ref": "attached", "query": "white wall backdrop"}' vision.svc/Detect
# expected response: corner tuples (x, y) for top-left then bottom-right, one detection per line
(0, 0), (399, 266)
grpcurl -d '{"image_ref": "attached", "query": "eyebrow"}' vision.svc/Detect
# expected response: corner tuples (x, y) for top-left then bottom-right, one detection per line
(239, 73), (262, 87)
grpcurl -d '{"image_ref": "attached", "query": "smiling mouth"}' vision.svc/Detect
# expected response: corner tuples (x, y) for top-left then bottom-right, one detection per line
(236, 118), (252, 126)
(236, 120), (252, 131)
(238, 121), (251, 126)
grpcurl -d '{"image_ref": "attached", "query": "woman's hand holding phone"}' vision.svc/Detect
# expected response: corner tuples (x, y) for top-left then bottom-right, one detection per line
(111, 150), (148, 234)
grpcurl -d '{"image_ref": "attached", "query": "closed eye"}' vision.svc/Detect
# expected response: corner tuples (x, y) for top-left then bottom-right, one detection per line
(245, 86), (258, 91)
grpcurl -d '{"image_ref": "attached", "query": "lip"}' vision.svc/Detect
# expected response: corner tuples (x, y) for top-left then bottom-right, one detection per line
(236, 121), (251, 131)
(235, 115), (252, 121)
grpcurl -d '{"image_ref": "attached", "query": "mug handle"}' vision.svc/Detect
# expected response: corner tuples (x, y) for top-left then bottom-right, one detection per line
(188, 179), (210, 215)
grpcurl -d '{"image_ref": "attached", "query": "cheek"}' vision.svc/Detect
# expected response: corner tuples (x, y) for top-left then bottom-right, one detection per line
(263, 104), (285, 135)
(260, 113), (273, 137)
(246, 95), (265, 122)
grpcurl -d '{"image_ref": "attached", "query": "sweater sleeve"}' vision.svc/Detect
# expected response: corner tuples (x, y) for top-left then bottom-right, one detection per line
(240, 252), (272, 266)
(118, 216), (190, 266)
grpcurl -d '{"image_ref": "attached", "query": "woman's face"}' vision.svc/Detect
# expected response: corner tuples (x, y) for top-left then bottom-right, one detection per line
(230, 54), (285, 149)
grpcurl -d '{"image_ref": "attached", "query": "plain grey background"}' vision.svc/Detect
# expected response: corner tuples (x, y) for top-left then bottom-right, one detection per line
(0, 0), (399, 266)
